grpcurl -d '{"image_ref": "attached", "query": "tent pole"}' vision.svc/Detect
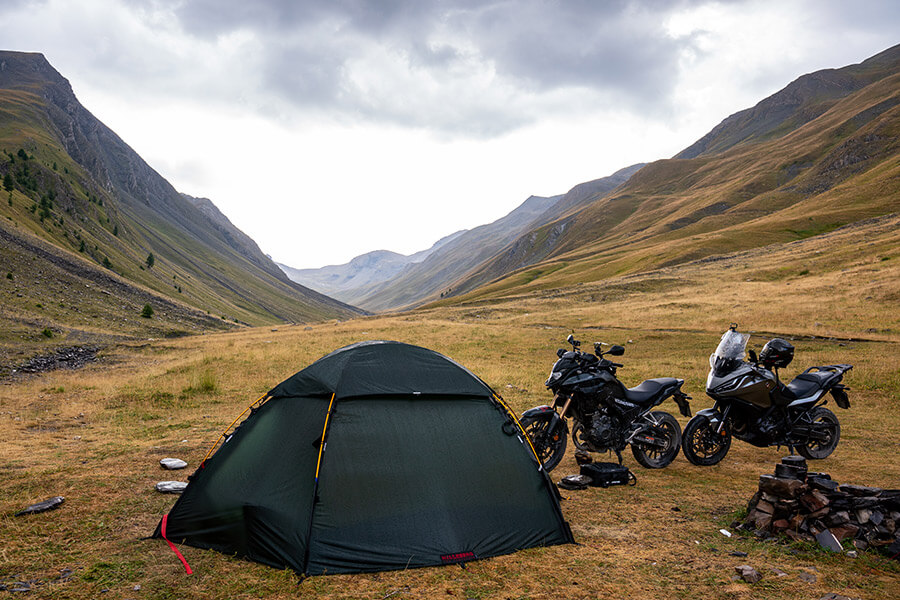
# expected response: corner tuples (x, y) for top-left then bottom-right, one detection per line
(302, 392), (337, 574)
(200, 393), (269, 466)
(492, 393), (544, 466)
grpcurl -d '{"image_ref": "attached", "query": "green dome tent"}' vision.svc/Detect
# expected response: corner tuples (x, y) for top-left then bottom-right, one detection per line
(153, 341), (573, 575)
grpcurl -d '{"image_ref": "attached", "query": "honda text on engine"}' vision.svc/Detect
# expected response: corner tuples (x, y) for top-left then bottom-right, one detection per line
(520, 334), (692, 471)
(681, 324), (853, 466)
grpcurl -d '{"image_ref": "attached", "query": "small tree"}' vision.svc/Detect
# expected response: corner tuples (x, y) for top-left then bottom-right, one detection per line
(102, 256), (112, 269)
(112, 224), (118, 236)
(146, 253), (155, 268)
(141, 304), (154, 319)
(3, 172), (12, 191)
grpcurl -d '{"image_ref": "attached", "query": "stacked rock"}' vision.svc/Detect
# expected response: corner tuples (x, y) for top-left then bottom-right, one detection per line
(740, 456), (900, 559)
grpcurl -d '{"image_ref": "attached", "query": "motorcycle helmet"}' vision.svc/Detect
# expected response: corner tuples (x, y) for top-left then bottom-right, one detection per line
(759, 338), (794, 368)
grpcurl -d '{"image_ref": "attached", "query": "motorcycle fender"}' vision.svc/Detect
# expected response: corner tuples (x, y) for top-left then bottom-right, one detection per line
(695, 407), (723, 426)
(521, 406), (567, 433)
(672, 387), (692, 418)
(830, 386), (851, 409)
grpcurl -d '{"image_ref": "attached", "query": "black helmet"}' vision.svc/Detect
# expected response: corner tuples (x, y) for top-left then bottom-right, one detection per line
(759, 338), (794, 368)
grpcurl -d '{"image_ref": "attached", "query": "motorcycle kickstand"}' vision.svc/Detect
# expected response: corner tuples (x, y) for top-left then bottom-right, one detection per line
(614, 450), (623, 465)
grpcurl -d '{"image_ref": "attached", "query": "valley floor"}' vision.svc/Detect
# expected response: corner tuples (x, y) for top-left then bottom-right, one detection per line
(1, 268), (898, 599)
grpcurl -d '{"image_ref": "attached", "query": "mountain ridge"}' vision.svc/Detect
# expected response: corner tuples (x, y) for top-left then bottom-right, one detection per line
(431, 45), (899, 305)
(0, 50), (361, 356)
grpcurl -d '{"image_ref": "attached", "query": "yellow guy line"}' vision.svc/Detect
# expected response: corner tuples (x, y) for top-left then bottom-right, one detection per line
(493, 393), (543, 465)
(201, 393), (269, 464)
(314, 393), (337, 481)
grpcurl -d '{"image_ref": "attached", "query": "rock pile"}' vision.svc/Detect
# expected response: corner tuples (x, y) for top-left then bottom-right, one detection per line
(739, 456), (900, 559)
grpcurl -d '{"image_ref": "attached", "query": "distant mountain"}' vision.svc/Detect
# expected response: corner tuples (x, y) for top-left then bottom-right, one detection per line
(439, 44), (900, 304)
(0, 50), (361, 350)
(281, 163), (645, 312)
(278, 230), (464, 299)
(318, 193), (563, 311)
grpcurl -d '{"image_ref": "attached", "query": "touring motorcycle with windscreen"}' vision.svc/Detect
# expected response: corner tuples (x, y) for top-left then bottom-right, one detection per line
(681, 325), (853, 466)
(520, 334), (692, 471)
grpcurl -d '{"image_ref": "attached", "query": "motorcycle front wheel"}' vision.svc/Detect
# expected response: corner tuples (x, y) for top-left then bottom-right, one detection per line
(795, 406), (840, 460)
(682, 415), (731, 466)
(520, 414), (567, 471)
(631, 411), (682, 468)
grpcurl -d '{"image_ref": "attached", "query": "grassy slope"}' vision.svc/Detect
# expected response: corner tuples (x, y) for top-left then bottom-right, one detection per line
(447, 70), (899, 303)
(0, 57), (361, 341)
(0, 227), (898, 598)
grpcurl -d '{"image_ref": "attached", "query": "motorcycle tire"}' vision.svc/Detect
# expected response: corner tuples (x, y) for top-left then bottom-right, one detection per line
(795, 406), (840, 460)
(631, 411), (682, 469)
(682, 414), (731, 466)
(520, 414), (567, 472)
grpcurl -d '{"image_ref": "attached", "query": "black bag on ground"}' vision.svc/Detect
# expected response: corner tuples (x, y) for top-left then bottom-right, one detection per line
(579, 462), (637, 487)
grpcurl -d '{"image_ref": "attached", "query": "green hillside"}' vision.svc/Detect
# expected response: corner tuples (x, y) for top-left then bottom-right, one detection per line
(0, 51), (361, 364)
(440, 45), (900, 304)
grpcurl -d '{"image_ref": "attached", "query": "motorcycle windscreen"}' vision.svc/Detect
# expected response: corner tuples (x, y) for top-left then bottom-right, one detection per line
(713, 330), (750, 361)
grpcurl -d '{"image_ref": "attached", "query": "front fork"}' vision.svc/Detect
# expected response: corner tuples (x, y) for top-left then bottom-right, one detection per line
(551, 393), (573, 418)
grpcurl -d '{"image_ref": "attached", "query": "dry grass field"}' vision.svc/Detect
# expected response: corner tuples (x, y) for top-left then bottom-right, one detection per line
(1, 225), (898, 599)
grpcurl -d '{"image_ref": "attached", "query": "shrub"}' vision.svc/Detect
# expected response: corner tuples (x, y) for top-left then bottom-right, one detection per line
(41, 328), (53, 338)
(141, 304), (154, 319)
(146, 253), (154, 268)
(102, 257), (112, 269)
(5, 272), (11, 280)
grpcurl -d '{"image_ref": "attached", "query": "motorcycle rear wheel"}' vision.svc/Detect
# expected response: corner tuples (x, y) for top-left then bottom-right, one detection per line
(795, 406), (840, 460)
(631, 411), (682, 468)
(520, 414), (567, 471)
(682, 415), (731, 466)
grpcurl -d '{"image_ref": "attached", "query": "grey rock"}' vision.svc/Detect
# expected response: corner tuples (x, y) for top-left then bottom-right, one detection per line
(735, 565), (762, 583)
(799, 571), (818, 583)
(160, 457), (187, 470)
(15, 496), (64, 516)
(816, 529), (843, 552)
(155, 481), (187, 494)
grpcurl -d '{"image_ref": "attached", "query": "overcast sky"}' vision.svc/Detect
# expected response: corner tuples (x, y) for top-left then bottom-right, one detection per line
(2, 1), (898, 268)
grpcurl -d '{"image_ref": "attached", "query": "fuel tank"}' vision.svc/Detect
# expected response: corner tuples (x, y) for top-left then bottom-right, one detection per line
(707, 362), (777, 407)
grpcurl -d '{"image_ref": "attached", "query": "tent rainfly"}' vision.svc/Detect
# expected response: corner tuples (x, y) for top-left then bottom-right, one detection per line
(152, 341), (573, 575)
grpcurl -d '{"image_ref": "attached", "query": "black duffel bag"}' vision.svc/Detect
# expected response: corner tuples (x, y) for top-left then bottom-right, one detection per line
(580, 462), (637, 487)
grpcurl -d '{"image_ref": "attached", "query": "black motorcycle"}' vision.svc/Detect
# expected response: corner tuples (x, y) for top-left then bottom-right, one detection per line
(682, 325), (853, 465)
(520, 334), (692, 471)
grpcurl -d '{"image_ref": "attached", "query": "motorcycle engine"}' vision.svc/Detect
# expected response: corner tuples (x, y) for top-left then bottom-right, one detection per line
(588, 413), (618, 448)
(757, 413), (783, 440)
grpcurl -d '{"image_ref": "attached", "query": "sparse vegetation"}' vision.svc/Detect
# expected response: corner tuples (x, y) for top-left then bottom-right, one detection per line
(141, 304), (154, 319)
(0, 303), (897, 599)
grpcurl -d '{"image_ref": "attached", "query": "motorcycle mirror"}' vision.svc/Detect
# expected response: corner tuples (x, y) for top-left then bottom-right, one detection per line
(607, 345), (625, 356)
(748, 349), (758, 363)
(566, 334), (580, 348)
(557, 348), (566, 358)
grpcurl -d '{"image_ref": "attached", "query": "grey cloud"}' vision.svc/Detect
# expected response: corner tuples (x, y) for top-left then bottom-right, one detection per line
(140, 0), (709, 133)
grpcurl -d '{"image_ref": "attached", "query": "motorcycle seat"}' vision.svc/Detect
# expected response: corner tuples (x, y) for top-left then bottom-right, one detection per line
(624, 377), (679, 404)
(784, 371), (834, 400)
